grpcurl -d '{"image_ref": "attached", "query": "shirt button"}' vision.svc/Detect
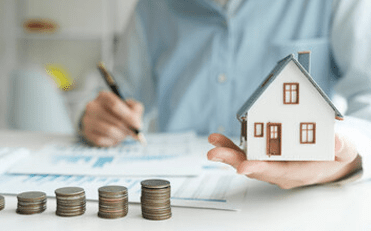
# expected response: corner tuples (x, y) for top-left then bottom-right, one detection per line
(217, 126), (225, 133)
(218, 73), (227, 83)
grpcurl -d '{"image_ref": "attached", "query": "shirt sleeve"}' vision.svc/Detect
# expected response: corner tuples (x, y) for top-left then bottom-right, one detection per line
(113, 8), (158, 132)
(331, 0), (371, 181)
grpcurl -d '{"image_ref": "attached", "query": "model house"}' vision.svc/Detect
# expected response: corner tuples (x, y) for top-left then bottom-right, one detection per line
(237, 51), (343, 161)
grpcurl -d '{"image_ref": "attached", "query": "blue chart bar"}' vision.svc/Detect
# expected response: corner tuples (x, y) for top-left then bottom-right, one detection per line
(92, 157), (114, 168)
(54, 156), (92, 164)
(48, 175), (60, 181)
(35, 175), (48, 181)
(62, 176), (72, 181)
(106, 178), (119, 185)
(23, 174), (36, 183)
(73, 176), (84, 182)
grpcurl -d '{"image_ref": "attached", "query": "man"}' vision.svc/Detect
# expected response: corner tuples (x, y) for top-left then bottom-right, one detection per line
(80, 0), (370, 188)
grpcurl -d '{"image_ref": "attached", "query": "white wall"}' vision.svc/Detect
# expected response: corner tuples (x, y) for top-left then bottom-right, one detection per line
(0, 0), (6, 128)
(0, 0), (137, 130)
(0, 0), (17, 129)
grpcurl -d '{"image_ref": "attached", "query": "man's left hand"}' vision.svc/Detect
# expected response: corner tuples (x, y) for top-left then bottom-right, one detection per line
(207, 133), (362, 189)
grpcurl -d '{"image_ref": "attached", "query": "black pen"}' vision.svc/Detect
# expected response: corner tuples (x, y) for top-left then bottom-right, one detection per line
(97, 62), (147, 146)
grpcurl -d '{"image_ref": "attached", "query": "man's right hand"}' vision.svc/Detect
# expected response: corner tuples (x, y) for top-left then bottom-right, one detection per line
(81, 91), (144, 147)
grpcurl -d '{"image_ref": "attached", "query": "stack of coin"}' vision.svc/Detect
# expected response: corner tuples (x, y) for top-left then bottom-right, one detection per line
(98, 185), (128, 219)
(0, 195), (4, 211)
(16, 191), (46, 215)
(55, 187), (86, 217)
(141, 179), (171, 220)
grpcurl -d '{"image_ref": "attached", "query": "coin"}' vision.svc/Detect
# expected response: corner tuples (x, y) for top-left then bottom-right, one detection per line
(55, 186), (86, 217)
(17, 191), (46, 201)
(141, 179), (170, 189)
(55, 187), (85, 196)
(98, 185), (128, 219)
(0, 195), (4, 211)
(141, 179), (171, 220)
(99, 185), (127, 194)
(16, 191), (47, 215)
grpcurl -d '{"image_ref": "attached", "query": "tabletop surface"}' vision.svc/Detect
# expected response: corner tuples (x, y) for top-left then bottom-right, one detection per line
(0, 129), (370, 231)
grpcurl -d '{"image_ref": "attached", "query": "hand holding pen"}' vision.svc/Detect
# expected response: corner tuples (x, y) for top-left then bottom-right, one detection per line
(80, 63), (147, 147)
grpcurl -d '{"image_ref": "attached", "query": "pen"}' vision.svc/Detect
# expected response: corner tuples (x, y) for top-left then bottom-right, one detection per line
(97, 62), (147, 146)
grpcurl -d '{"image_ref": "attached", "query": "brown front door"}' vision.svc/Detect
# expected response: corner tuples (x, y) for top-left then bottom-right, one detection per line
(267, 123), (281, 156)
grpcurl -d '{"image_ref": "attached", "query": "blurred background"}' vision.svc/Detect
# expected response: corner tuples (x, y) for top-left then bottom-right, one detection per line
(0, 0), (137, 134)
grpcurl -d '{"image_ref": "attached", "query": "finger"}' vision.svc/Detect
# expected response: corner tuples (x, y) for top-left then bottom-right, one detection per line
(84, 101), (136, 142)
(207, 147), (246, 169)
(86, 102), (126, 130)
(85, 132), (116, 147)
(126, 99), (144, 114)
(208, 133), (241, 152)
(236, 161), (269, 175)
(238, 160), (323, 188)
(97, 91), (142, 129)
(94, 109), (140, 139)
(84, 118), (126, 143)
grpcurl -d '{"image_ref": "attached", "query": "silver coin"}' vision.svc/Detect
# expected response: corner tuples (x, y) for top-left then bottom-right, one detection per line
(55, 187), (85, 196)
(57, 199), (86, 205)
(140, 180), (172, 220)
(99, 206), (127, 211)
(17, 205), (47, 210)
(141, 186), (170, 192)
(0, 195), (5, 210)
(99, 197), (128, 203)
(56, 210), (85, 217)
(99, 185), (127, 194)
(16, 206), (46, 215)
(17, 191), (46, 201)
(98, 211), (127, 219)
(56, 186), (86, 218)
(141, 179), (170, 189)
(142, 212), (172, 220)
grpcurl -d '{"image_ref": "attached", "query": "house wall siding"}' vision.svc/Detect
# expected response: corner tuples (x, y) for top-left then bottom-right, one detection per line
(246, 61), (335, 161)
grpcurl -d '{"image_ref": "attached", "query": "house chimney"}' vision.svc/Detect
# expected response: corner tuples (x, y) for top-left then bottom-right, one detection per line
(298, 51), (311, 74)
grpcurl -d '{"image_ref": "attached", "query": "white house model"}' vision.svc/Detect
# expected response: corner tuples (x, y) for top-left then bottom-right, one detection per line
(237, 51), (343, 161)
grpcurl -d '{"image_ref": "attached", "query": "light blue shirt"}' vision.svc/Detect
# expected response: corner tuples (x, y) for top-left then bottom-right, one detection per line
(112, 0), (371, 139)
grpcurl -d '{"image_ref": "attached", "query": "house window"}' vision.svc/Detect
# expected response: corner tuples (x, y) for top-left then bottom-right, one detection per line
(269, 125), (278, 139)
(300, 123), (316, 144)
(284, 83), (299, 104)
(254, 123), (264, 137)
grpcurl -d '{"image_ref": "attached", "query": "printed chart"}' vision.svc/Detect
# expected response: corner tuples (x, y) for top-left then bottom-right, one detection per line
(8, 133), (202, 176)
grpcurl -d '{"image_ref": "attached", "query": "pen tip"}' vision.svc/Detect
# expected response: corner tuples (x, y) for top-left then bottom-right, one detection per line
(137, 133), (147, 147)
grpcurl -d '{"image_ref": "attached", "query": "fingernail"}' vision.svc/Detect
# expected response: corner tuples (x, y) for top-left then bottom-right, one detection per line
(211, 158), (223, 162)
(208, 137), (216, 145)
(237, 169), (253, 175)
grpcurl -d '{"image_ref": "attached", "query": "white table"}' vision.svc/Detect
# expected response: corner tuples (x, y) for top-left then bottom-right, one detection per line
(0, 130), (370, 231)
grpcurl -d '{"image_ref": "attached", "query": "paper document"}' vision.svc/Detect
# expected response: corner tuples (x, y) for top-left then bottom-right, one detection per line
(0, 148), (30, 174)
(0, 133), (250, 210)
(8, 133), (201, 176)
